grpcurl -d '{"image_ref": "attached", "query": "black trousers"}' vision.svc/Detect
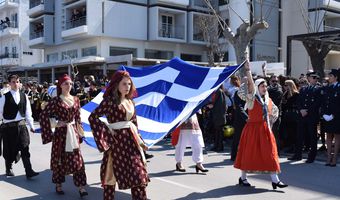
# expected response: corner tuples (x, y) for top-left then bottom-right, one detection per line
(2, 122), (33, 172)
(295, 118), (318, 161)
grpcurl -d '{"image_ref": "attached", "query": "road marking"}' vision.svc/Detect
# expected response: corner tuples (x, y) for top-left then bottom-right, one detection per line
(153, 177), (205, 193)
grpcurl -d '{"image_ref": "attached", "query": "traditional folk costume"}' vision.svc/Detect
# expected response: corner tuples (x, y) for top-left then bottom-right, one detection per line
(0, 88), (39, 178)
(234, 78), (286, 188)
(39, 77), (87, 189)
(89, 89), (149, 199)
(174, 114), (205, 167)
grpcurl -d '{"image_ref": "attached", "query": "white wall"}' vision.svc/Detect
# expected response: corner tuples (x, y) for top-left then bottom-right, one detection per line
(101, 1), (147, 40)
(281, 0), (311, 77)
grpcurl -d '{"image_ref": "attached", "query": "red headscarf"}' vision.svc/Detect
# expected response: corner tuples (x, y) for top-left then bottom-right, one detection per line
(57, 74), (72, 96)
(103, 70), (137, 99)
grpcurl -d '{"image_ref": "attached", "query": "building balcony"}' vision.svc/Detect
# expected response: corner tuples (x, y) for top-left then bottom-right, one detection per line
(189, 0), (218, 11)
(29, 15), (53, 48)
(0, 53), (19, 66)
(0, 0), (18, 10)
(149, 0), (189, 7)
(64, 0), (80, 5)
(27, 0), (54, 18)
(188, 12), (208, 45)
(149, 7), (187, 42)
(0, 21), (19, 38)
(61, 16), (88, 39)
(309, 0), (340, 12)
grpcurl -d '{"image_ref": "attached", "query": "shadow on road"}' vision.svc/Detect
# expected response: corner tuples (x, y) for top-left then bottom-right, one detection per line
(175, 185), (284, 200)
(0, 169), (133, 200)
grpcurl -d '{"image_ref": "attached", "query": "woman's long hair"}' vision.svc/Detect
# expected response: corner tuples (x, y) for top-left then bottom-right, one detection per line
(284, 79), (299, 98)
(103, 70), (137, 104)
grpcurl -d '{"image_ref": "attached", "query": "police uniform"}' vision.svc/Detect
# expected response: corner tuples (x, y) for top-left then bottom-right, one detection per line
(289, 72), (322, 162)
(321, 70), (340, 134)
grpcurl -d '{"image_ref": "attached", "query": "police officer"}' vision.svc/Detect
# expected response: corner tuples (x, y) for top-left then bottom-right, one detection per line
(289, 72), (321, 163)
(321, 69), (340, 166)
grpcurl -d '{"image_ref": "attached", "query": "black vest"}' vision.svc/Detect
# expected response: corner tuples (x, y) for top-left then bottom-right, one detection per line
(3, 91), (26, 120)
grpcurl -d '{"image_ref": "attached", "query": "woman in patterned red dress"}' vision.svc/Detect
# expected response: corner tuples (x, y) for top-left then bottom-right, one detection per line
(234, 61), (288, 190)
(39, 74), (88, 197)
(89, 70), (149, 200)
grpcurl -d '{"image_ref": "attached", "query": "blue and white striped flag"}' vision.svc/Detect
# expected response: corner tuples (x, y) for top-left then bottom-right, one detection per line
(81, 57), (243, 148)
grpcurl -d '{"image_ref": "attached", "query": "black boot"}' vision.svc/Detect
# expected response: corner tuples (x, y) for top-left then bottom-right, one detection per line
(22, 156), (39, 179)
(5, 160), (14, 177)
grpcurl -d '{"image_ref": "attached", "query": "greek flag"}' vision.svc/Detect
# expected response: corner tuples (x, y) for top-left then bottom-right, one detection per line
(80, 57), (243, 148)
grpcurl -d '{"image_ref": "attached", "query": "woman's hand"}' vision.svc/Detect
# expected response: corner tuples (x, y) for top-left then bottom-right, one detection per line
(56, 121), (67, 128)
(244, 60), (250, 72)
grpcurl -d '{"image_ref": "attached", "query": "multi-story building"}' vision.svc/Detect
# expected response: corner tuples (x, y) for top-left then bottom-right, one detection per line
(0, 0), (43, 81)
(25, 0), (219, 82)
(282, 0), (340, 76)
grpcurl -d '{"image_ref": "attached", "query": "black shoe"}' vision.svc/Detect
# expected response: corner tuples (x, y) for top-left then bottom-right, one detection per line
(195, 165), (209, 173)
(6, 169), (14, 177)
(56, 187), (65, 195)
(26, 170), (39, 179)
(318, 145), (327, 152)
(305, 159), (314, 164)
(325, 163), (331, 166)
(145, 153), (154, 160)
(79, 189), (88, 197)
(288, 155), (302, 161)
(176, 163), (186, 172)
(238, 177), (251, 187)
(330, 164), (337, 167)
(272, 181), (288, 189)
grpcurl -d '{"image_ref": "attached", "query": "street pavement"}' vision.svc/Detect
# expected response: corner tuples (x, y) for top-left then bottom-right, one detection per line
(0, 129), (340, 200)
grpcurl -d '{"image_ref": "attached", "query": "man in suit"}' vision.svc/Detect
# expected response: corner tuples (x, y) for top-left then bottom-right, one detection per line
(289, 72), (321, 163)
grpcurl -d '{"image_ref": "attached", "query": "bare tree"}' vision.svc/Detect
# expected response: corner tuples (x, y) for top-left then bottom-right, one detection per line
(203, 0), (270, 75)
(296, 0), (332, 77)
(196, 15), (226, 66)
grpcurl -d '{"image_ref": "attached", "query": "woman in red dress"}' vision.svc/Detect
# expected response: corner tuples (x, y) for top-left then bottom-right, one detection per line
(234, 61), (288, 189)
(39, 74), (88, 196)
(88, 70), (149, 200)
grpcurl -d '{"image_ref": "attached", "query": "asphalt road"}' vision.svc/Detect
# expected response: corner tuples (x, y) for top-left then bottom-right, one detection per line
(0, 129), (339, 200)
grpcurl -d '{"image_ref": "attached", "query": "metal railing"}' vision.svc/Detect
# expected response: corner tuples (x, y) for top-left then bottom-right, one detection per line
(0, 21), (18, 31)
(158, 23), (185, 39)
(0, 53), (18, 59)
(30, 30), (44, 39)
(324, 25), (340, 31)
(65, 16), (86, 30)
(0, 0), (18, 6)
(29, 0), (44, 9)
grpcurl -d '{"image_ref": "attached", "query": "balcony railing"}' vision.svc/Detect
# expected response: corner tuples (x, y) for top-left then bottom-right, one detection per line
(193, 30), (204, 41)
(324, 25), (340, 31)
(30, 0), (44, 9)
(30, 30), (44, 39)
(158, 23), (184, 39)
(0, 53), (18, 59)
(0, 0), (18, 6)
(0, 21), (18, 31)
(66, 16), (86, 30)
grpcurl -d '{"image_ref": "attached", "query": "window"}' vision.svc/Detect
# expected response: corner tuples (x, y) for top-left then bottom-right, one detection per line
(47, 53), (58, 62)
(82, 46), (97, 57)
(160, 14), (174, 38)
(109, 47), (137, 57)
(181, 54), (202, 62)
(61, 49), (78, 60)
(145, 49), (173, 60)
(219, 0), (229, 6)
(11, 13), (18, 28)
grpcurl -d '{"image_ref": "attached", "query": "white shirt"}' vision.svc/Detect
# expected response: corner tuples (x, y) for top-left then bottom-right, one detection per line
(0, 90), (34, 130)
